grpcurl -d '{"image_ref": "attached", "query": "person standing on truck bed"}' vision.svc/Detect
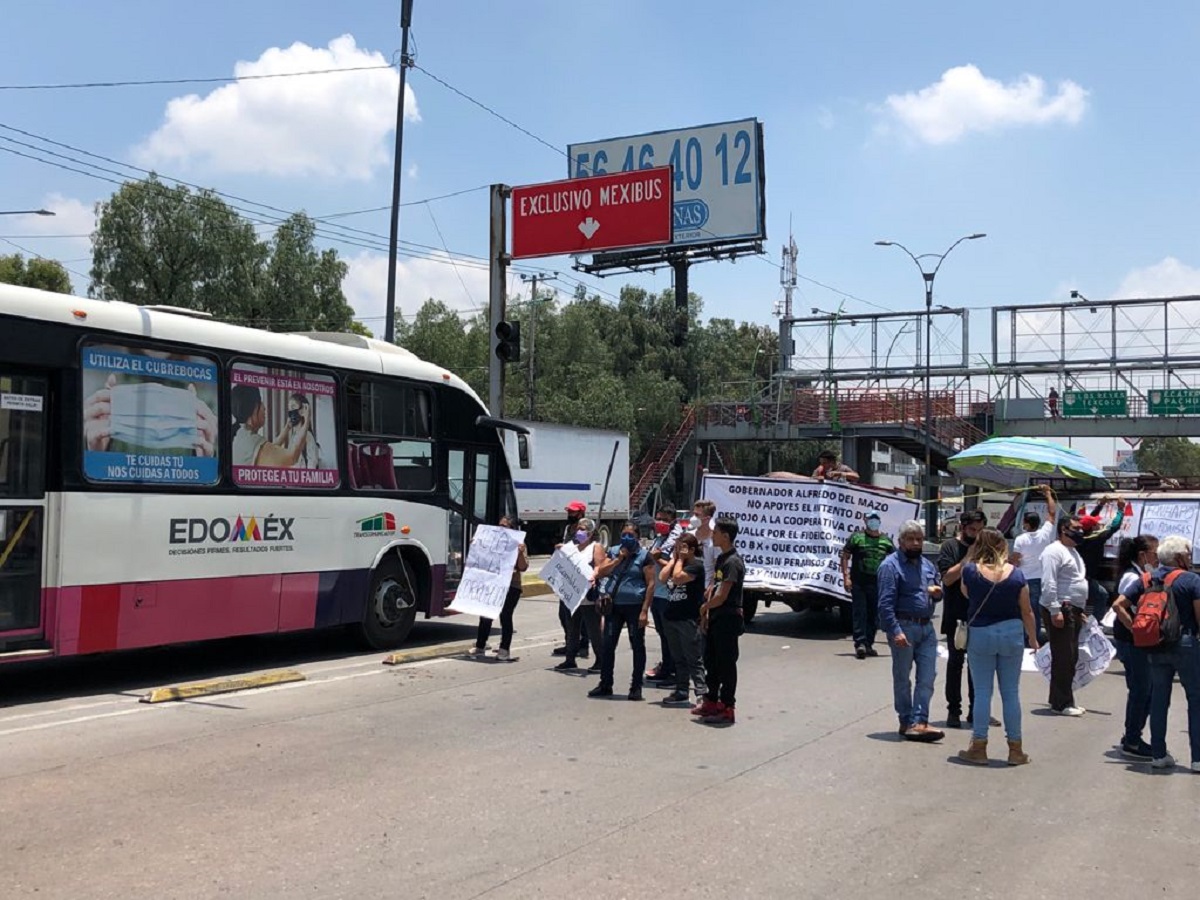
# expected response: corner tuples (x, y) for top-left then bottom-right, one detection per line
(841, 512), (894, 659)
(553, 500), (591, 660)
(938, 510), (991, 730)
(813, 449), (860, 483)
(1073, 494), (1125, 621)
(877, 519), (945, 742)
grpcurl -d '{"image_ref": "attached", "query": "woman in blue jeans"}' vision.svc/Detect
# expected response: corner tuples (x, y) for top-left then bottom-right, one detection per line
(957, 528), (1041, 766)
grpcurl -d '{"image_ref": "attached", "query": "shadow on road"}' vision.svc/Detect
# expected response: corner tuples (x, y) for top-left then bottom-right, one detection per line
(746, 607), (850, 642)
(0, 619), (479, 709)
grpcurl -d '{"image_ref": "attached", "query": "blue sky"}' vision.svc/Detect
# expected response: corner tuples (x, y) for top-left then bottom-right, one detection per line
(3, 1), (1198, 463)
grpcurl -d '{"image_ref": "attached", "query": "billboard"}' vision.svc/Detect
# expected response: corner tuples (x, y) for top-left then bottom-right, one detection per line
(568, 118), (765, 248)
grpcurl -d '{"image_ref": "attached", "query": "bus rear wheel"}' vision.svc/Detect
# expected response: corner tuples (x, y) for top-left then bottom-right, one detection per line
(358, 556), (419, 650)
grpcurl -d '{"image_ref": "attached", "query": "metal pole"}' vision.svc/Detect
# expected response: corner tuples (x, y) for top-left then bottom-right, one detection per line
(527, 275), (537, 419)
(924, 276), (936, 537)
(383, 0), (415, 344)
(672, 257), (689, 348)
(488, 184), (509, 417)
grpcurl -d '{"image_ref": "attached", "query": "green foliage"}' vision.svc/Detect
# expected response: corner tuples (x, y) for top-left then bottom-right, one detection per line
(89, 177), (351, 332)
(1135, 437), (1200, 477)
(0, 253), (72, 293)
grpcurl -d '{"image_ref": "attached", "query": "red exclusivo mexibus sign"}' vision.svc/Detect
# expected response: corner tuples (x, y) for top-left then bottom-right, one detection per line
(510, 166), (673, 259)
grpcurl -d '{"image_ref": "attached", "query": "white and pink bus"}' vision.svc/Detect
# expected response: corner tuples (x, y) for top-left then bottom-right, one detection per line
(0, 283), (521, 663)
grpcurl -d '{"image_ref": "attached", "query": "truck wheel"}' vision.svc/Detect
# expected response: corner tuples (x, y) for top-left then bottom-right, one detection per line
(743, 594), (759, 625)
(837, 602), (853, 633)
(358, 556), (419, 650)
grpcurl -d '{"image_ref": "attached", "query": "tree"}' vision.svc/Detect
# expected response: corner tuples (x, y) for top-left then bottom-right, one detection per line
(90, 178), (353, 333)
(0, 253), (72, 293)
(1135, 437), (1200, 477)
(347, 320), (374, 338)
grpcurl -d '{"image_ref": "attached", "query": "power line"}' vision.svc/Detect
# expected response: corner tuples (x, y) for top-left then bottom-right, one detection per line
(316, 184), (490, 219)
(0, 236), (90, 281)
(0, 64), (393, 92)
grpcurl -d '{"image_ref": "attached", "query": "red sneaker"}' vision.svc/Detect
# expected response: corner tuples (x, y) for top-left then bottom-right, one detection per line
(691, 699), (723, 717)
(702, 706), (736, 726)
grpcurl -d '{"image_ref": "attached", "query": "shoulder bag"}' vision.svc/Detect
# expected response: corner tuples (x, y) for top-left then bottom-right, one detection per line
(954, 566), (1001, 651)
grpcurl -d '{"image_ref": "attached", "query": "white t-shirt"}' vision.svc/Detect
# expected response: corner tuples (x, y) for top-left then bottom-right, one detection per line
(1040, 541), (1089, 611)
(1117, 566), (1144, 598)
(232, 427), (267, 466)
(1013, 520), (1055, 581)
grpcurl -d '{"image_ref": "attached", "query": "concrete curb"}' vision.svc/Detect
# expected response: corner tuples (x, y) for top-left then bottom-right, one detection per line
(382, 641), (479, 666)
(140, 669), (306, 704)
(521, 579), (553, 598)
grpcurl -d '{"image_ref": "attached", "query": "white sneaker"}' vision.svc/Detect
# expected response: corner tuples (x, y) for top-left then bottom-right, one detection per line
(1152, 754), (1176, 769)
(1056, 706), (1086, 717)
(1190, 760), (1200, 773)
(468, 645), (488, 656)
(495, 648), (510, 660)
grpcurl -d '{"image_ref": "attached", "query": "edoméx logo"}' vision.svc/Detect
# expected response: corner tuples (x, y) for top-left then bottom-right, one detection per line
(354, 512), (396, 537)
(168, 514), (296, 556)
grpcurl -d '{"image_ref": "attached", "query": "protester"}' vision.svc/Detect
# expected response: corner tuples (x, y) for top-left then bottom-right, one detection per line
(813, 449), (860, 483)
(469, 516), (528, 661)
(1112, 535), (1200, 771)
(1010, 484), (1058, 644)
(659, 532), (708, 705)
(1047, 387), (1060, 420)
(553, 500), (591, 659)
(693, 516), (745, 726)
(555, 518), (606, 673)
(1040, 515), (1090, 716)
(646, 505), (684, 686)
(589, 523), (656, 701)
(938, 510), (992, 729)
(956, 528), (1039, 766)
(1108, 536), (1158, 759)
(1073, 495), (1125, 621)
(841, 512), (895, 659)
(689, 499), (719, 590)
(877, 520), (945, 742)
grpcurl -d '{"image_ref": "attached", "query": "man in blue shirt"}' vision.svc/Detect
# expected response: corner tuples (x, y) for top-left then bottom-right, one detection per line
(1113, 534), (1200, 771)
(877, 519), (945, 742)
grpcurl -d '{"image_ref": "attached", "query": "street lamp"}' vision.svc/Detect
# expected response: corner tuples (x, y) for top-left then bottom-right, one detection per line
(0, 209), (55, 216)
(875, 233), (986, 536)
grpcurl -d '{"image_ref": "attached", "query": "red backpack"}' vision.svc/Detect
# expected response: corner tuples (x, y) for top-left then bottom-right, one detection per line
(1131, 569), (1184, 649)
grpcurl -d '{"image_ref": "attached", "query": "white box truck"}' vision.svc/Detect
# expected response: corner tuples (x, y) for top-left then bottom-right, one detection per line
(502, 420), (631, 553)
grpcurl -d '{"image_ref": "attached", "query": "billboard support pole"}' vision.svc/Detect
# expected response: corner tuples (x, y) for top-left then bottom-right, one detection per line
(673, 256), (689, 348)
(489, 184), (510, 417)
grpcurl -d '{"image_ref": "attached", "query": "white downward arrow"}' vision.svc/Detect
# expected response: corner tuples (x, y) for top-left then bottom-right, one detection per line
(578, 216), (600, 240)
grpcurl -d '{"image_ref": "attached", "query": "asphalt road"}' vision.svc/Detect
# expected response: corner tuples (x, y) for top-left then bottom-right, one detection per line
(1, 597), (1196, 900)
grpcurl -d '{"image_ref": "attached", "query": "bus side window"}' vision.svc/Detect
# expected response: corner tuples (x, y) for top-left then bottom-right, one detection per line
(346, 377), (434, 492)
(517, 433), (531, 469)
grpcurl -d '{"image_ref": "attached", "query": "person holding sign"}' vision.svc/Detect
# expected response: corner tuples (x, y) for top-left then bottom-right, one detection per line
(694, 517), (745, 726)
(841, 513), (895, 659)
(588, 525), (656, 701)
(877, 520), (945, 742)
(555, 518), (605, 673)
(659, 532), (708, 705)
(469, 516), (528, 661)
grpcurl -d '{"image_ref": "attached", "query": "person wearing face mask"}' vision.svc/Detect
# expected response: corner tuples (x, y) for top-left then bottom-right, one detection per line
(877, 520), (945, 742)
(690, 499), (719, 590)
(841, 513), (895, 659)
(553, 500), (592, 659)
(646, 505), (684, 685)
(589, 524), (656, 700)
(555, 518), (606, 672)
(1040, 515), (1092, 715)
(1109, 535), (1158, 759)
(938, 510), (993, 729)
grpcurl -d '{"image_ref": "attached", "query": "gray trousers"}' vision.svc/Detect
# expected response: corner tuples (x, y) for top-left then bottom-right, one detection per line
(663, 618), (706, 695)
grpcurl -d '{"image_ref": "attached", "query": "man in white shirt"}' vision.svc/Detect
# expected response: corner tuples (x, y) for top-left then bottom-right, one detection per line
(1040, 515), (1091, 716)
(1011, 485), (1057, 642)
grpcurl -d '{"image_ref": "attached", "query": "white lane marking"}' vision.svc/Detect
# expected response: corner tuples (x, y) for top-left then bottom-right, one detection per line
(0, 698), (127, 723)
(0, 706), (171, 737)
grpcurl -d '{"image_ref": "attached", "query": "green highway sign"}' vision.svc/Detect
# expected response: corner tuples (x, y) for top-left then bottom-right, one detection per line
(1061, 389), (1128, 417)
(1148, 388), (1200, 416)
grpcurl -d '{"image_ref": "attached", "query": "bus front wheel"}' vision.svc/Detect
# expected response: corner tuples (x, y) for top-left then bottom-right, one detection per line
(359, 556), (420, 650)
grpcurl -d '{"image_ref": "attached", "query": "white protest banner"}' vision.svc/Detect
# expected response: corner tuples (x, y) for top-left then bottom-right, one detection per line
(1139, 500), (1200, 563)
(699, 474), (919, 597)
(539, 544), (593, 613)
(1030, 616), (1114, 689)
(448, 525), (525, 619)
(1105, 500), (1140, 559)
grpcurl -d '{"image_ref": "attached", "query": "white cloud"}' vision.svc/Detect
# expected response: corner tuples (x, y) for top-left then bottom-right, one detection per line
(1113, 257), (1200, 299)
(135, 35), (418, 180)
(883, 64), (1088, 144)
(29, 193), (96, 238)
(817, 106), (835, 131)
(406, 163), (419, 179)
(342, 250), (489, 332)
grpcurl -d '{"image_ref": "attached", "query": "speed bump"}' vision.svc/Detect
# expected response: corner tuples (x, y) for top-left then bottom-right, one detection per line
(382, 641), (480, 666)
(140, 669), (306, 703)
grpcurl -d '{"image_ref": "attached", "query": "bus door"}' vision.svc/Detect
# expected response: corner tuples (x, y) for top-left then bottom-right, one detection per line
(445, 447), (496, 598)
(0, 373), (48, 645)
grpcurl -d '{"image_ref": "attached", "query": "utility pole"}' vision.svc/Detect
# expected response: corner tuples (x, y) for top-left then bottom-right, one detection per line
(778, 231), (797, 373)
(383, 0), (414, 344)
(518, 272), (550, 420)
(488, 184), (510, 417)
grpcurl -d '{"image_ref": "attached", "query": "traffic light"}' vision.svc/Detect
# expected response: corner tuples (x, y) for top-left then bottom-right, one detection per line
(494, 320), (521, 363)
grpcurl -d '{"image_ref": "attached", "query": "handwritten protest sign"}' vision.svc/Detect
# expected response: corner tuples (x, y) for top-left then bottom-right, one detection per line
(448, 525), (524, 619)
(1027, 616), (1114, 688)
(699, 474), (919, 597)
(1139, 500), (1200, 562)
(540, 544), (593, 613)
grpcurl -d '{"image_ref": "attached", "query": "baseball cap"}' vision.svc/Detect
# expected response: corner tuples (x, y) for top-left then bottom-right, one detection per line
(1079, 514), (1101, 532)
(566, 500), (587, 513)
